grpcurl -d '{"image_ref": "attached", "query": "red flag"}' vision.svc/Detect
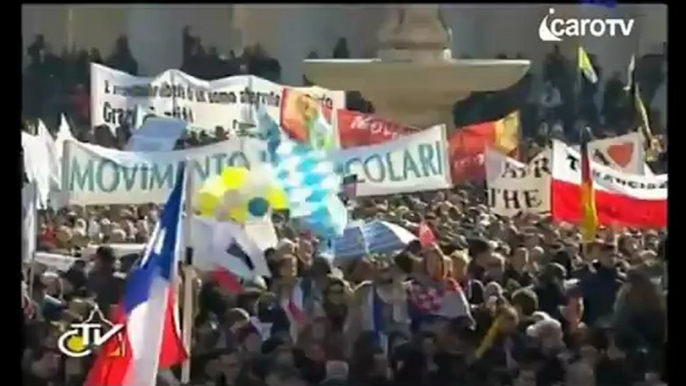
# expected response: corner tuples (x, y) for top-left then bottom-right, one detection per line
(85, 290), (187, 386)
(418, 222), (437, 247)
(211, 267), (243, 294)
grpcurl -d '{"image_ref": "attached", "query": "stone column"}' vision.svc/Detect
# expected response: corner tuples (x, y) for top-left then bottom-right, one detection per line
(273, 5), (314, 86)
(127, 5), (183, 75)
(442, 5), (478, 58)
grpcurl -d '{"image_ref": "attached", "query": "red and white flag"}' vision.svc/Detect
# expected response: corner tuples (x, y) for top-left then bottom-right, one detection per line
(550, 140), (666, 229)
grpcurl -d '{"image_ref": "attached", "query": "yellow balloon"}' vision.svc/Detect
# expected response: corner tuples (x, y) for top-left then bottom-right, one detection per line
(227, 206), (248, 223)
(194, 175), (227, 217)
(266, 185), (289, 209)
(194, 165), (290, 223)
(221, 167), (248, 190)
(218, 190), (245, 218)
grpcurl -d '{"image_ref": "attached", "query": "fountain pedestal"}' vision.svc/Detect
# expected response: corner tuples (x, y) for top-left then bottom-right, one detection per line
(303, 5), (530, 130)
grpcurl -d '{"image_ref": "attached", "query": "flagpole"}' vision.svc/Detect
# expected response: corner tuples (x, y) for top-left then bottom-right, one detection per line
(26, 182), (38, 300)
(576, 46), (583, 137)
(180, 159), (195, 385)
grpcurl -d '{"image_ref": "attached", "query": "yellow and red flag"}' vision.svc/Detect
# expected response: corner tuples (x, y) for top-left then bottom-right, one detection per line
(580, 127), (598, 243)
(448, 110), (520, 182)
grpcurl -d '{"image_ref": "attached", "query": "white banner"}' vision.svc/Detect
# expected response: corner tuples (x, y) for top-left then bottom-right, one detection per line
(33, 252), (80, 272)
(483, 132), (651, 217)
(573, 132), (644, 174)
(62, 137), (268, 205)
(91, 63), (346, 133)
(485, 148), (551, 217)
(63, 126), (451, 205)
(22, 122), (60, 208)
(552, 140), (667, 199)
(550, 139), (667, 228)
(337, 125), (452, 196)
(22, 182), (37, 262)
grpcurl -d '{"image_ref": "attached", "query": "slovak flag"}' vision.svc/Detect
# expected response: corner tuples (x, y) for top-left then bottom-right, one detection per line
(85, 165), (188, 386)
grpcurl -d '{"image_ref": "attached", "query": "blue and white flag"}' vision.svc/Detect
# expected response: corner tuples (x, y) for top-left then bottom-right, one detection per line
(256, 105), (348, 238)
(126, 116), (186, 152)
(86, 163), (187, 386)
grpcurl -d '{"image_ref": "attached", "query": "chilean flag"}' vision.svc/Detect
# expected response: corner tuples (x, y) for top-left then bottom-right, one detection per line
(85, 165), (188, 386)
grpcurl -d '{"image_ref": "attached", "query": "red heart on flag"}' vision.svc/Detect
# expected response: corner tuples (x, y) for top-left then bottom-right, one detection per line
(606, 142), (634, 168)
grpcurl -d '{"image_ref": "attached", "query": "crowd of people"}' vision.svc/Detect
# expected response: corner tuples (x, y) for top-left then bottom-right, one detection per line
(22, 26), (667, 386)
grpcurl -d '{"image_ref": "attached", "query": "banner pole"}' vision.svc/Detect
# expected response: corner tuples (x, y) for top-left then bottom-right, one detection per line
(180, 159), (195, 384)
(26, 182), (38, 300)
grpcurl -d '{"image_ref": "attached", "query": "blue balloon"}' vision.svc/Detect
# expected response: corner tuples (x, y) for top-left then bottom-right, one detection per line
(247, 197), (270, 217)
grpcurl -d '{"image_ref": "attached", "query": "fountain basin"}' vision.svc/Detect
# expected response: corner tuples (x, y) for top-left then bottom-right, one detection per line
(304, 58), (530, 129)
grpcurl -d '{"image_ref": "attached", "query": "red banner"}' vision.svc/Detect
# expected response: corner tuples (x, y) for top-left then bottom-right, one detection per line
(337, 109), (415, 148)
(448, 119), (518, 183)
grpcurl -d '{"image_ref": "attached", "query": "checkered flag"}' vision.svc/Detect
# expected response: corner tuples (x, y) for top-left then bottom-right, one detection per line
(273, 137), (341, 218)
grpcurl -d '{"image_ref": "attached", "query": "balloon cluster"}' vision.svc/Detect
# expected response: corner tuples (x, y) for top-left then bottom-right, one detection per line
(194, 166), (288, 223)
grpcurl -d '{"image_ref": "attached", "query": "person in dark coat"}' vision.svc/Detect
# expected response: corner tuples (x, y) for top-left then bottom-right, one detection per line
(86, 246), (119, 314)
(106, 35), (138, 75)
(534, 263), (567, 322)
(580, 251), (624, 326)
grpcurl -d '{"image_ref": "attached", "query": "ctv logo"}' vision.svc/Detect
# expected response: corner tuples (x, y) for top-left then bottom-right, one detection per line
(56, 308), (125, 358)
(539, 8), (634, 41)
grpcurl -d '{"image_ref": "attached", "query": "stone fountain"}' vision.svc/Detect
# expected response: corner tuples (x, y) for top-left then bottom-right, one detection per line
(303, 5), (531, 130)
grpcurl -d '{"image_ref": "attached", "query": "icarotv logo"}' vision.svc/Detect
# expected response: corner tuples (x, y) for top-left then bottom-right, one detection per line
(539, 8), (635, 41)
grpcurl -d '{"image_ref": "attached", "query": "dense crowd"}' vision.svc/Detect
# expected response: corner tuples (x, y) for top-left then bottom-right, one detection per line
(22, 28), (667, 386)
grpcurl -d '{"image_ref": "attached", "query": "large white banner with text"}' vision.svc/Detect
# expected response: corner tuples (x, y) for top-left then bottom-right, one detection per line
(91, 63), (346, 133)
(485, 148), (550, 216)
(63, 137), (268, 205)
(551, 139), (667, 228)
(62, 125), (451, 205)
(337, 125), (452, 197)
